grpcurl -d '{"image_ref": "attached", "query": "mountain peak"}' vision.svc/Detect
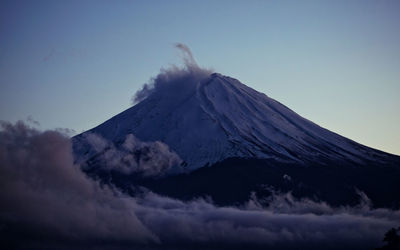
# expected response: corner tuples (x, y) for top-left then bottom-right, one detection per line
(210, 72), (223, 78)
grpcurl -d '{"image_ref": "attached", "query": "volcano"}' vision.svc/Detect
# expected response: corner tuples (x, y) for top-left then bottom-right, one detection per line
(73, 69), (400, 208)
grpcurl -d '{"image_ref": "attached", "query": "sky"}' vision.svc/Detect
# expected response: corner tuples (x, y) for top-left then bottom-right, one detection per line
(0, 0), (399, 155)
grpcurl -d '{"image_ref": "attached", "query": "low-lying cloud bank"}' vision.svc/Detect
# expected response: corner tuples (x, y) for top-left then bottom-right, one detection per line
(132, 43), (213, 104)
(0, 121), (157, 248)
(1, 121), (399, 249)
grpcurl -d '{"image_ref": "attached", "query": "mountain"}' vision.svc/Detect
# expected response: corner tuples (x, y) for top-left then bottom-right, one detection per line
(73, 71), (400, 207)
(74, 72), (397, 170)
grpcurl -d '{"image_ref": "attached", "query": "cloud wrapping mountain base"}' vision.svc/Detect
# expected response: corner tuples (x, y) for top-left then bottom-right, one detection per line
(75, 133), (182, 177)
(1, 121), (399, 249)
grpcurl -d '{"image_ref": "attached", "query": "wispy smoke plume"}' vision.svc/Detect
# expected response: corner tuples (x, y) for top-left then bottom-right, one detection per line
(175, 43), (198, 68)
(1, 121), (399, 249)
(132, 43), (213, 104)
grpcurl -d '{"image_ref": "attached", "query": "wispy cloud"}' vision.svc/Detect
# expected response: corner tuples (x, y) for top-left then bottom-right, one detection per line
(41, 48), (55, 62)
(175, 42), (198, 68)
(132, 43), (213, 104)
(41, 48), (87, 62)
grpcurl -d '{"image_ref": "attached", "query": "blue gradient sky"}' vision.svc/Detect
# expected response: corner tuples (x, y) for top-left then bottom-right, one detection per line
(0, 0), (399, 155)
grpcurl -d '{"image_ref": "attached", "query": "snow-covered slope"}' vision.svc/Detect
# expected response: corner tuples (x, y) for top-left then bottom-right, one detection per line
(73, 72), (396, 171)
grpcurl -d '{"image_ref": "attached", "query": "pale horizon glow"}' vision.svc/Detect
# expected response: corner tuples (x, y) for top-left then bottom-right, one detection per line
(0, 0), (399, 155)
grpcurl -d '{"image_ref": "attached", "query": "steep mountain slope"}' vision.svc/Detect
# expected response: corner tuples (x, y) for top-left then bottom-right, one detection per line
(73, 72), (398, 172)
